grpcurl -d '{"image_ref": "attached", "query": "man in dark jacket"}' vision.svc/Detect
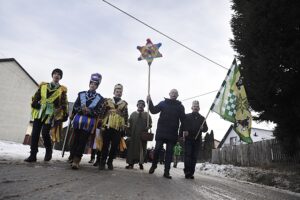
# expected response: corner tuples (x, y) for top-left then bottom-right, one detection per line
(147, 89), (185, 179)
(180, 100), (208, 179)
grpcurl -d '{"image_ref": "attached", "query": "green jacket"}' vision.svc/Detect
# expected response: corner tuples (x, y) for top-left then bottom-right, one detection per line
(173, 144), (182, 156)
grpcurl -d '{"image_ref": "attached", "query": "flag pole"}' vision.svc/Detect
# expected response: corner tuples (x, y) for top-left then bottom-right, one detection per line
(194, 107), (211, 140)
(194, 60), (236, 140)
(62, 118), (72, 157)
(146, 63), (151, 128)
(194, 79), (225, 140)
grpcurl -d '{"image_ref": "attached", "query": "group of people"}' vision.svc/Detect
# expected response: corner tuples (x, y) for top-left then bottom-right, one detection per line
(24, 68), (208, 180)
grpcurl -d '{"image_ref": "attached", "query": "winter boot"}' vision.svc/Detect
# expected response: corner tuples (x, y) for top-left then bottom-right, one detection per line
(149, 165), (157, 174)
(139, 164), (144, 170)
(93, 151), (101, 166)
(88, 149), (96, 163)
(71, 157), (81, 170)
(163, 171), (172, 179)
(99, 160), (106, 170)
(67, 155), (73, 164)
(24, 153), (37, 163)
(93, 158), (100, 166)
(107, 160), (113, 170)
(44, 148), (52, 162)
(125, 164), (134, 169)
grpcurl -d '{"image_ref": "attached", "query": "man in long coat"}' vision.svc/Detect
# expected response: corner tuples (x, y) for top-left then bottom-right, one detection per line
(126, 100), (152, 170)
(147, 89), (186, 179)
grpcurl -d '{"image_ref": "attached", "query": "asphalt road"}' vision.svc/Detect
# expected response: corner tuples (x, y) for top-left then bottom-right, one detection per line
(0, 158), (299, 200)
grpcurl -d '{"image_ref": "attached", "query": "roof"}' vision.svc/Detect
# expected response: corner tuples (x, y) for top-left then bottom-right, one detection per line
(217, 125), (274, 148)
(217, 125), (233, 148)
(0, 58), (38, 86)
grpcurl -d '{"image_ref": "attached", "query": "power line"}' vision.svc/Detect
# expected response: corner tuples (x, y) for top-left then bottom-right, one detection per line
(102, 0), (228, 70)
(182, 90), (218, 101)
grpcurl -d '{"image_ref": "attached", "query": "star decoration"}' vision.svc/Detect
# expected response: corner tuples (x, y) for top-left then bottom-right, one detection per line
(137, 39), (162, 66)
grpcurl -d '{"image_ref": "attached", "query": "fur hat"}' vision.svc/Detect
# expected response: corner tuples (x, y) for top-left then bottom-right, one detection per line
(90, 73), (102, 85)
(192, 100), (199, 107)
(137, 99), (145, 106)
(52, 68), (63, 79)
(114, 83), (123, 92)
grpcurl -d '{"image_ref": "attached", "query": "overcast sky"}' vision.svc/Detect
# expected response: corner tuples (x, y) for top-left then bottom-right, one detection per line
(0, 0), (274, 141)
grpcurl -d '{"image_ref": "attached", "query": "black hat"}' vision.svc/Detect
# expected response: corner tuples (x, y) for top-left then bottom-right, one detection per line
(137, 99), (145, 106)
(52, 68), (63, 79)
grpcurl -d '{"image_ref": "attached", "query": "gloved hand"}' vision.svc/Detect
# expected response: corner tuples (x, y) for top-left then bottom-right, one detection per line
(31, 101), (41, 109)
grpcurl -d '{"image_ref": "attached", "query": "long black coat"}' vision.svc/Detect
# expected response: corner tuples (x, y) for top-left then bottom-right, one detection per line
(149, 98), (185, 142)
(180, 112), (208, 140)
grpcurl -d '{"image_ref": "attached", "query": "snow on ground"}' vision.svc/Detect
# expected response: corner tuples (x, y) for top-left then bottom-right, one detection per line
(0, 140), (90, 163)
(170, 156), (299, 193)
(0, 140), (299, 193)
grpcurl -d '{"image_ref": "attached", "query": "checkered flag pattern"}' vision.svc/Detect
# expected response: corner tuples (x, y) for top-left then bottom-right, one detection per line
(221, 90), (237, 118)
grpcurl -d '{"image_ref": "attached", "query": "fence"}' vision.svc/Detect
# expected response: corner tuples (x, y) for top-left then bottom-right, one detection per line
(211, 139), (300, 166)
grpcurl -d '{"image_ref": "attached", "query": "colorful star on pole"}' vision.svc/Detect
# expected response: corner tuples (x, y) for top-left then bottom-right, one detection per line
(137, 39), (162, 66)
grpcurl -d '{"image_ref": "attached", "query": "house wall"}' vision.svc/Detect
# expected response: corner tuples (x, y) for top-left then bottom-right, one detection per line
(222, 128), (274, 147)
(0, 60), (38, 143)
(222, 129), (239, 146)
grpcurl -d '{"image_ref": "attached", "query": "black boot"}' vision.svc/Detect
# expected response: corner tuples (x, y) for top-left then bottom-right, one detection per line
(149, 165), (157, 174)
(67, 155), (73, 164)
(163, 171), (172, 179)
(93, 151), (101, 166)
(107, 160), (113, 170)
(44, 148), (52, 161)
(125, 164), (134, 169)
(89, 149), (96, 163)
(93, 157), (100, 166)
(139, 164), (144, 170)
(99, 160), (105, 170)
(71, 156), (81, 170)
(24, 153), (37, 162)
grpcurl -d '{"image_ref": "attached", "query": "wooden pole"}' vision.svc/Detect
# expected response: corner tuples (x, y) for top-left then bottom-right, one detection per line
(195, 109), (211, 140)
(147, 64), (151, 128)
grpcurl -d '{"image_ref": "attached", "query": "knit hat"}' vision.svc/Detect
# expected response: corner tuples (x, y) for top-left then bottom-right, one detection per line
(90, 73), (102, 86)
(192, 100), (199, 107)
(52, 68), (63, 79)
(137, 99), (145, 106)
(114, 83), (123, 92)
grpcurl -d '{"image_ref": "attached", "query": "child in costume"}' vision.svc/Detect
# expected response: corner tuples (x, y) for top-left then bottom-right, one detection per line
(99, 84), (128, 170)
(25, 68), (68, 162)
(70, 73), (105, 169)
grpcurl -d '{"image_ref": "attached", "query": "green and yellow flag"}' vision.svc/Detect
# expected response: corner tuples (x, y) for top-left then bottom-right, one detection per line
(211, 59), (252, 143)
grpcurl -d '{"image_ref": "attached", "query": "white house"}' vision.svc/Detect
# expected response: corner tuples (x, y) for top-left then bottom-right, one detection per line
(0, 58), (38, 143)
(218, 125), (275, 148)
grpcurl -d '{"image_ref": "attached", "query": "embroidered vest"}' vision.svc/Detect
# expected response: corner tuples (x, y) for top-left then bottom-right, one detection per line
(31, 84), (62, 123)
(102, 98), (127, 131)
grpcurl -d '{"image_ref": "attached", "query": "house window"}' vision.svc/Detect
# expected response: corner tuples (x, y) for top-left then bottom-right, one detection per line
(230, 137), (237, 145)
